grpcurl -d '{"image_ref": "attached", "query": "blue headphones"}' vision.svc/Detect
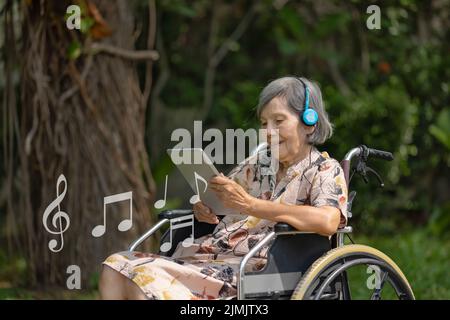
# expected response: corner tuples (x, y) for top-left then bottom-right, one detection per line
(297, 78), (318, 126)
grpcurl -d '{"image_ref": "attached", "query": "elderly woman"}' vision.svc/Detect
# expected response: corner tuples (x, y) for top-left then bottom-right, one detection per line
(99, 76), (348, 300)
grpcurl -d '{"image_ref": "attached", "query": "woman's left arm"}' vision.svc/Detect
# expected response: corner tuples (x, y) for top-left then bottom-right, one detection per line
(210, 174), (341, 237)
(247, 199), (340, 237)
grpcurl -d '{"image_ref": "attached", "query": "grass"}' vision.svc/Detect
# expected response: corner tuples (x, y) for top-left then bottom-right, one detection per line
(0, 229), (448, 300)
(348, 229), (450, 299)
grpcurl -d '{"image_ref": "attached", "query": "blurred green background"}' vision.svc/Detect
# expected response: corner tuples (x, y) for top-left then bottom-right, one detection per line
(0, 0), (449, 299)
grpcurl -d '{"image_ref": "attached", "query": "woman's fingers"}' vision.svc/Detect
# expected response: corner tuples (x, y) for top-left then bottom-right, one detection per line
(209, 185), (222, 193)
(193, 201), (219, 224)
(210, 175), (231, 185)
(210, 183), (235, 197)
(197, 211), (219, 224)
(194, 201), (210, 213)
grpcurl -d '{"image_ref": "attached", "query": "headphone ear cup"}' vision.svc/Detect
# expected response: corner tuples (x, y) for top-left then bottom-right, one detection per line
(302, 108), (319, 126)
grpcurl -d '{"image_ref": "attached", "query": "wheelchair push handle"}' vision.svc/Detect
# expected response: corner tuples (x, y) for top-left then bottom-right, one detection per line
(366, 147), (394, 161)
(343, 144), (395, 189)
(343, 145), (394, 162)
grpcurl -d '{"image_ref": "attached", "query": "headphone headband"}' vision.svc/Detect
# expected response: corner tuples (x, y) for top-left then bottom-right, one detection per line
(297, 78), (310, 109)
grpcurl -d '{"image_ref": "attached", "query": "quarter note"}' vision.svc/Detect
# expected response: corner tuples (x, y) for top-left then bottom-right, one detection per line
(160, 214), (195, 253)
(91, 191), (133, 238)
(42, 174), (71, 253)
(154, 175), (168, 209)
(189, 172), (208, 204)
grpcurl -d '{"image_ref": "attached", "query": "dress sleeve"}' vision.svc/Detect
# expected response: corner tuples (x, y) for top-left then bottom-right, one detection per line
(310, 159), (348, 227)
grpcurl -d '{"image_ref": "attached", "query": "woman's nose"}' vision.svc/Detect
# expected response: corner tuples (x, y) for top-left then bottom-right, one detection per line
(266, 128), (279, 144)
(265, 122), (275, 133)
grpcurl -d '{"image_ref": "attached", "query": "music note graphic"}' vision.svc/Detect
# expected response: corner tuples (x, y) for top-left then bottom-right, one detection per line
(154, 175), (168, 209)
(91, 191), (133, 238)
(159, 214), (195, 253)
(42, 174), (70, 253)
(189, 172), (208, 204)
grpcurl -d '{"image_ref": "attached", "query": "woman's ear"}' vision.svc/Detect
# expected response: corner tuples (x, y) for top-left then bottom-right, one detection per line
(304, 123), (316, 136)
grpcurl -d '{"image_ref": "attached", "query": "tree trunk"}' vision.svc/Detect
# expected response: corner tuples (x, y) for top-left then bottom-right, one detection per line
(4, 0), (156, 287)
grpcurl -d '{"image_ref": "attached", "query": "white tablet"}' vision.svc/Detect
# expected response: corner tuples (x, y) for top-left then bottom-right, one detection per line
(167, 148), (240, 215)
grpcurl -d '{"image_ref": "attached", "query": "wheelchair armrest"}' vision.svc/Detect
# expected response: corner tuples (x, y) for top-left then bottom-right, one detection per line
(274, 222), (313, 234)
(275, 222), (353, 235)
(158, 209), (194, 220)
(274, 222), (296, 233)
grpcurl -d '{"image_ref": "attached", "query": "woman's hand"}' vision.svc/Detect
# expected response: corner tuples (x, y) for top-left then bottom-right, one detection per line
(210, 174), (254, 213)
(193, 201), (219, 224)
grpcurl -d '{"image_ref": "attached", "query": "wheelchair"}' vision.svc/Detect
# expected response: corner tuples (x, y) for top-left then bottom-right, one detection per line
(128, 145), (415, 300)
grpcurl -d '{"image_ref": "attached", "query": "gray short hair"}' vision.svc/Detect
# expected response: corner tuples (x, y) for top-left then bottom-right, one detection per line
(256, 76), (333, 145)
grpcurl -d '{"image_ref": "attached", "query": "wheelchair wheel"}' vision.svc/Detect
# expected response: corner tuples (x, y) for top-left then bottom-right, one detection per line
(291, 244), (415, 300)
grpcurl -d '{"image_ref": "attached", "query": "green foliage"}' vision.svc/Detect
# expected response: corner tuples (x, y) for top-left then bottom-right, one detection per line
(67, 41), (81, 60)
(326, 78), (419, 181)
(0, 250), (27, 288)
(80, 17), (95, 34)
(428, 202), (450, 237)
(216, 80), (261, 129)
(429, 108), (450, 151)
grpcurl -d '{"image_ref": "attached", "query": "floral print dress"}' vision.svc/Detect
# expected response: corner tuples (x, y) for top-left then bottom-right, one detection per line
(102, 147), (348, 299)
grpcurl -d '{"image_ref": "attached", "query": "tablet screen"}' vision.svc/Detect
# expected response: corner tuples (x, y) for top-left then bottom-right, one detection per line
(167, 148), (240, 215)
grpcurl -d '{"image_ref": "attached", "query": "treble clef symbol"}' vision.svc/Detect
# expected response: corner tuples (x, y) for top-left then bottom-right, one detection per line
(42, 174), (70, 253)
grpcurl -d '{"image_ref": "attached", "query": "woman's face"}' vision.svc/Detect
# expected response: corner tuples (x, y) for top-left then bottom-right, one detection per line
(260, 97), (314, 166)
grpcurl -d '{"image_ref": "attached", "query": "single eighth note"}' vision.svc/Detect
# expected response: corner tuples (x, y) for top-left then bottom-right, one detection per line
(154, 175), (168, 209)
(189, 172), (208, 204)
